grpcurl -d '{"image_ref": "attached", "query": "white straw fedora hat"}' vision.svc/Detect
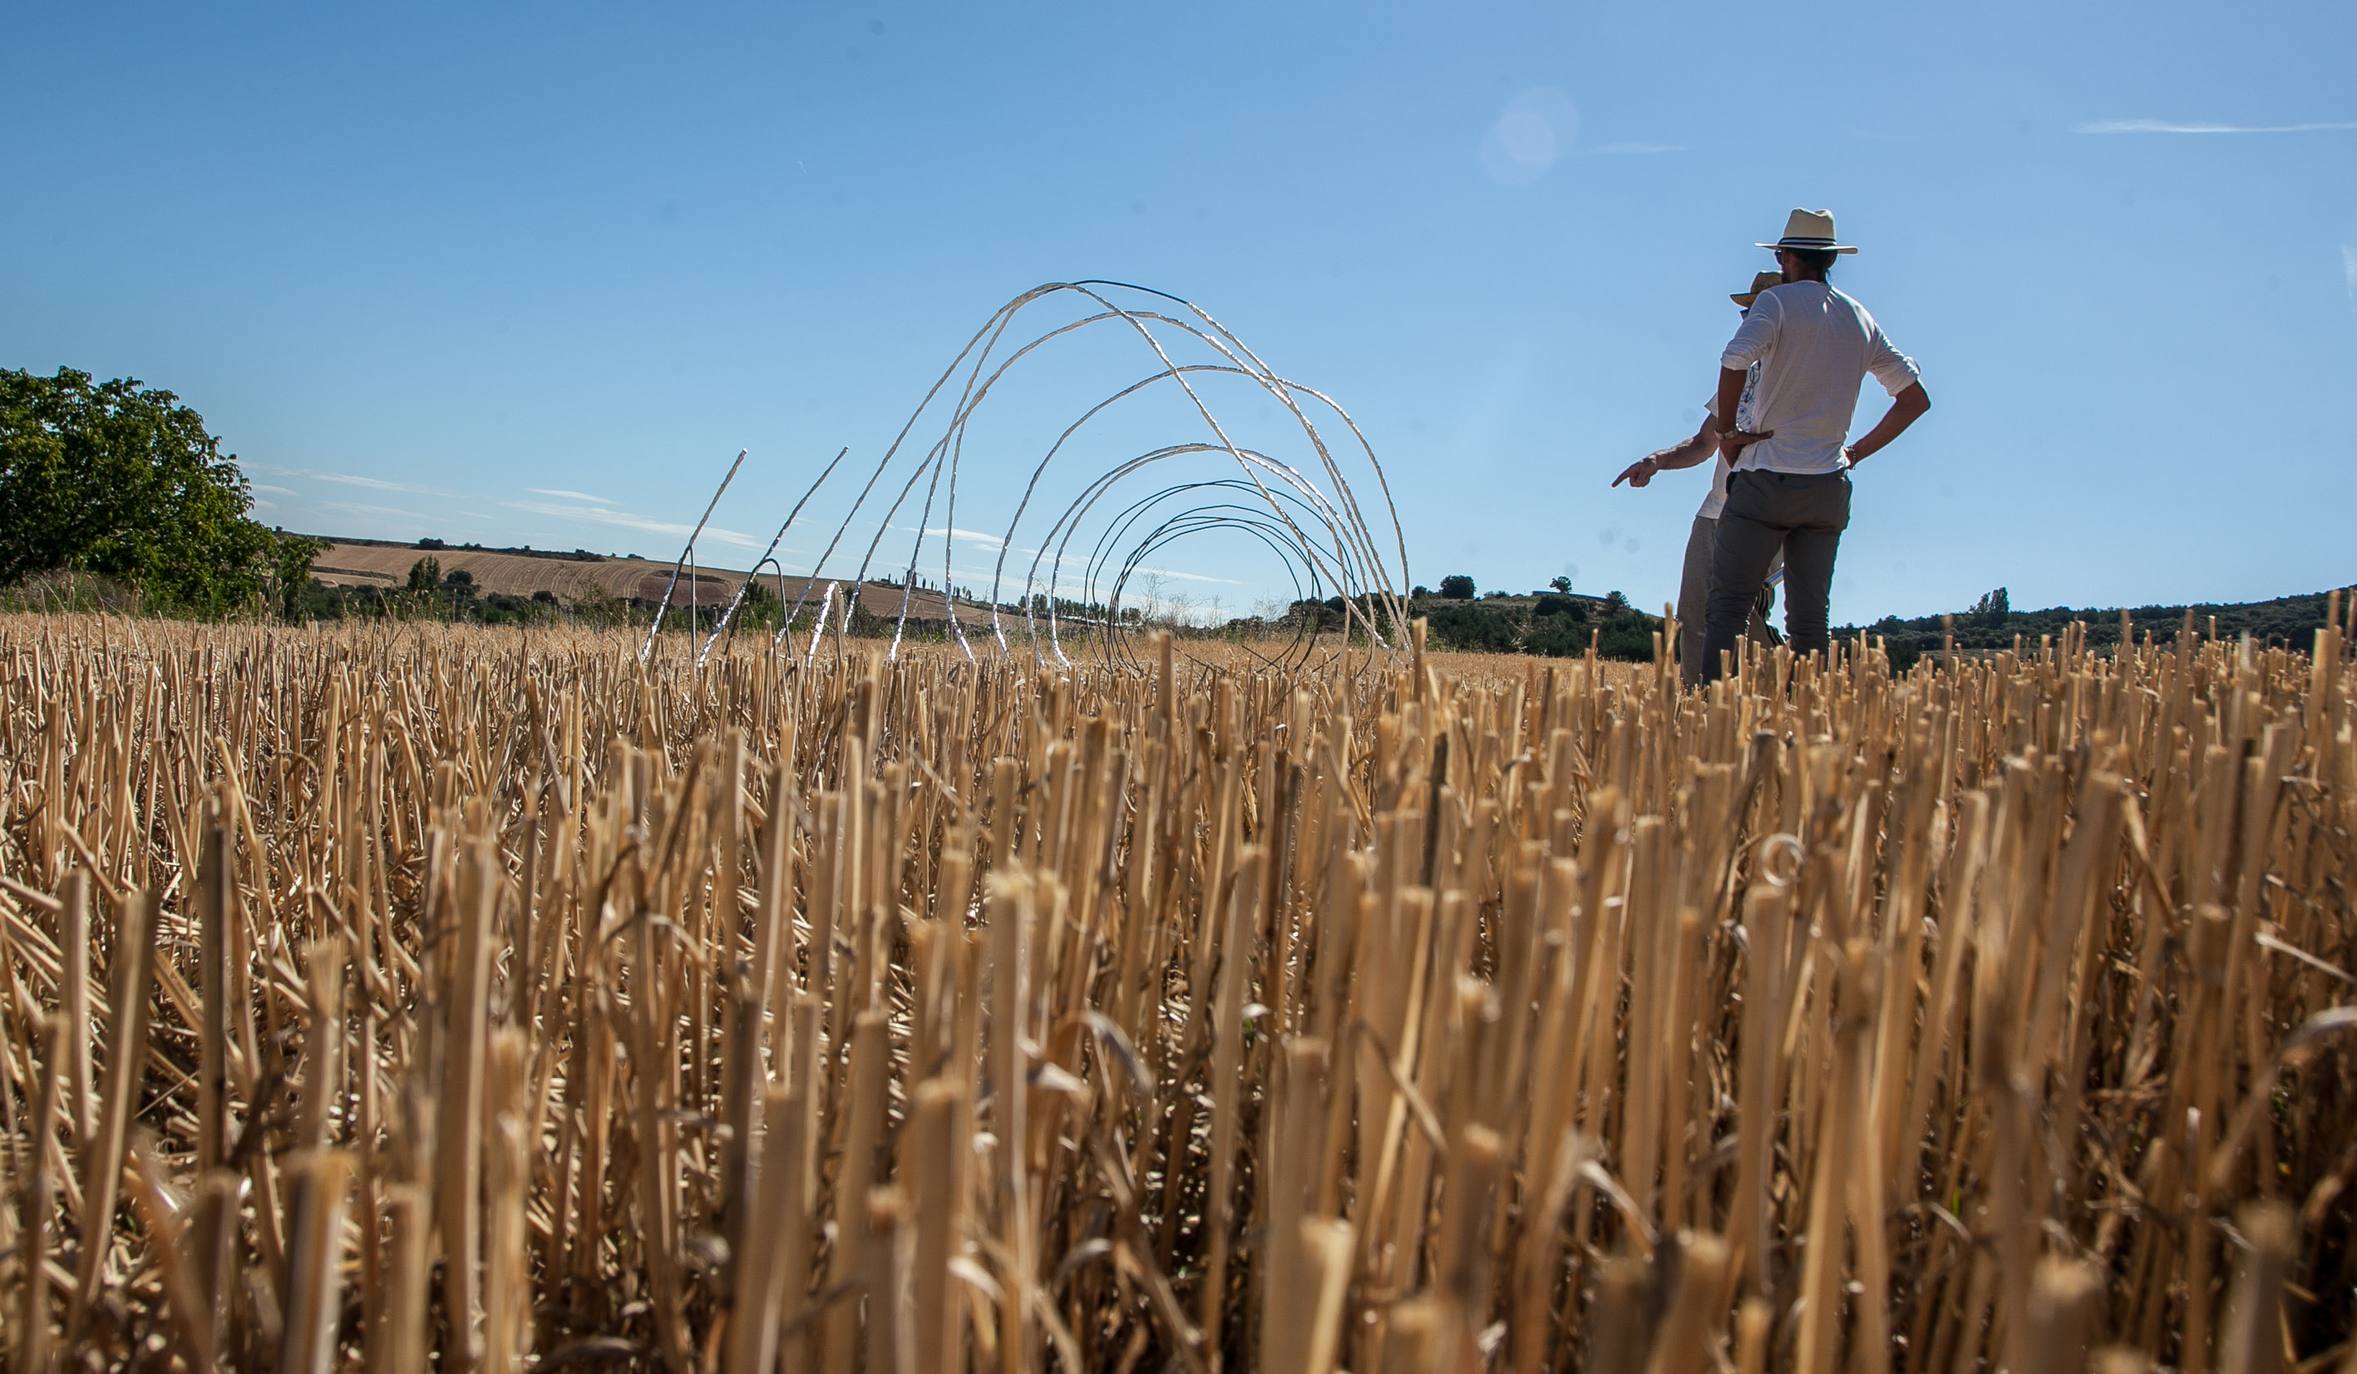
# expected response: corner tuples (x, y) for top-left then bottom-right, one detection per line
(1757, 208), (1858, 254)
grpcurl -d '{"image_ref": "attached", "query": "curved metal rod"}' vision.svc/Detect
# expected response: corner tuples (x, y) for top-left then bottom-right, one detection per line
(641, 447), (747, 664)
(1080, 481), (1348, 618)
(1064, 277), (1413, 615)
(1025, 445), (1365, 669)
(837, 286), (1091, 651)
(981, 279), (1411, 621)
(1110, 518), (1324, 675)
(1047, 282), (1408, 651)
(975, 357), (1389, 654)
(859, 308), (1175, 652)
(1086, 504), (1322, 669)
(734, 281), (1411, 669)
(711, 555), (788, 658)
(1024, 313), (1393, 653)
(703, 446), (849, 666)
(1076, 484), (1351, 670)
(1037, 508), (1318, 673)
(1040, 453), (1358, 671)
(770, 285), (1079, 649)
(1095, 508), (1330, 674)
(803, 581), (839, 668)
(842, 286), (1402, 656)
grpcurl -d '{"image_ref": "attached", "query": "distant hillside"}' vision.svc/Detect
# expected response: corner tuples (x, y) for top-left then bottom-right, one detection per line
(309, 537), (762, 608)
(303, 536), (998, 627)
(1334, 583), (2349, 667)
(298, 539), (2348, 667)
(1841, 587), (2352, 670)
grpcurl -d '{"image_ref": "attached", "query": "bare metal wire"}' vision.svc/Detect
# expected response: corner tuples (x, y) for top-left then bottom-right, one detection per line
(647, 283), (1408, 672)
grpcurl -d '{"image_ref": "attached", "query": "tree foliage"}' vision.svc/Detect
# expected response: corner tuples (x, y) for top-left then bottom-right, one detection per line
(1844, 588), (2345, 672)
(1438, 574), (1476, 600)
(1, 367), (301, 616)
(270, 530), (329, 618)
(1416, 593), (1658, 661)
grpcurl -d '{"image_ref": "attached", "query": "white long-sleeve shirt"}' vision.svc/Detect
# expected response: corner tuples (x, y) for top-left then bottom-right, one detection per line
(1719, 280), (1920, 475)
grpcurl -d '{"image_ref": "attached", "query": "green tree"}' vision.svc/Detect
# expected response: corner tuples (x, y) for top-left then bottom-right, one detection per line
(1550, 575), (1573, 594)
(406, 556), (442, 594)
(442, 567), (477, 616)
(1, 367), (285, 615)
(1438, 574), (1476, 599)
(1969, 586), (2010, 626)
(270, 531), (329, 618)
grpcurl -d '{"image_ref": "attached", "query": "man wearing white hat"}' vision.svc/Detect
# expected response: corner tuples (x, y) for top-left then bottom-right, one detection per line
(1700, 208), (1930, 681)
(1612, 268), (1786, 688)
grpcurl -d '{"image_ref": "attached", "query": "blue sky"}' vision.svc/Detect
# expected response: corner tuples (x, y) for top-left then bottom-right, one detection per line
(6, 2), (2352, 626)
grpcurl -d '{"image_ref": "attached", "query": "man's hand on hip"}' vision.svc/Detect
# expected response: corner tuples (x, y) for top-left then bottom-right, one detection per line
(1715, 428), (1772, 462)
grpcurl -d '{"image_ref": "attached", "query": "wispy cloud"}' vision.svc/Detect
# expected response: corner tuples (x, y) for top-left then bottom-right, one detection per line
(886, 523), (1253, 589)
(1582, 140), (1685, 156)
(2075, 118), (2357, 136)
(933, 562), (1247, 593)
(255, 463), (454, 497)
(527, 487), (615, 505)
(1130, 565), (1248, 587)
(323, 499), (438, 523)
(952, 555), (1246, 589)
(883, 525), (1248, 588)
(923, 526), (1009, 550)
(504, 498), (765, 551)
(315, 472), (447, 495)
(250, 483), (298, 497)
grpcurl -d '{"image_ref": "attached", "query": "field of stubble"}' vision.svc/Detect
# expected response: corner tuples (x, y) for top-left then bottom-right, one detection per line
(1, 614), (2352, 1371)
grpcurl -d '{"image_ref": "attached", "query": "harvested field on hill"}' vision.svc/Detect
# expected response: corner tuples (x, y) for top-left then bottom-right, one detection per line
(307, 541), (997, 624)
(306, 542), (722, 605)
(0, 613), (2353, 1370)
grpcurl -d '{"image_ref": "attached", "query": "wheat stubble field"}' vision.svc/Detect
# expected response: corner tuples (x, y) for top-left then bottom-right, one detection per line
(0, 612), (2352, 1371)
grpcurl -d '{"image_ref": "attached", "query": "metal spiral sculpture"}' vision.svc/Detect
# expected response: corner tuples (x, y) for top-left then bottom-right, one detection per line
(653, 281), (1411, 671)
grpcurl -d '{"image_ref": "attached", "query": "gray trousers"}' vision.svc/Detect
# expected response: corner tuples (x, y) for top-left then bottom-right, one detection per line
(1676, 515), (1779, 689)
(1702, 469), (1850, 681)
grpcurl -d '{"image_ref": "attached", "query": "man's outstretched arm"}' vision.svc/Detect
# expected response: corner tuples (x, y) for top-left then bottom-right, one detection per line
(1843, 383), (1930, 467)
(1612, 417), (1723, 487)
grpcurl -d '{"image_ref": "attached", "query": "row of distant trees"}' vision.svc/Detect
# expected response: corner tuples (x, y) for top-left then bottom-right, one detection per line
(1853, 583), (2343, 671)
(1275, 577), (1655, 660)
(1421, 572), (1628, 609)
